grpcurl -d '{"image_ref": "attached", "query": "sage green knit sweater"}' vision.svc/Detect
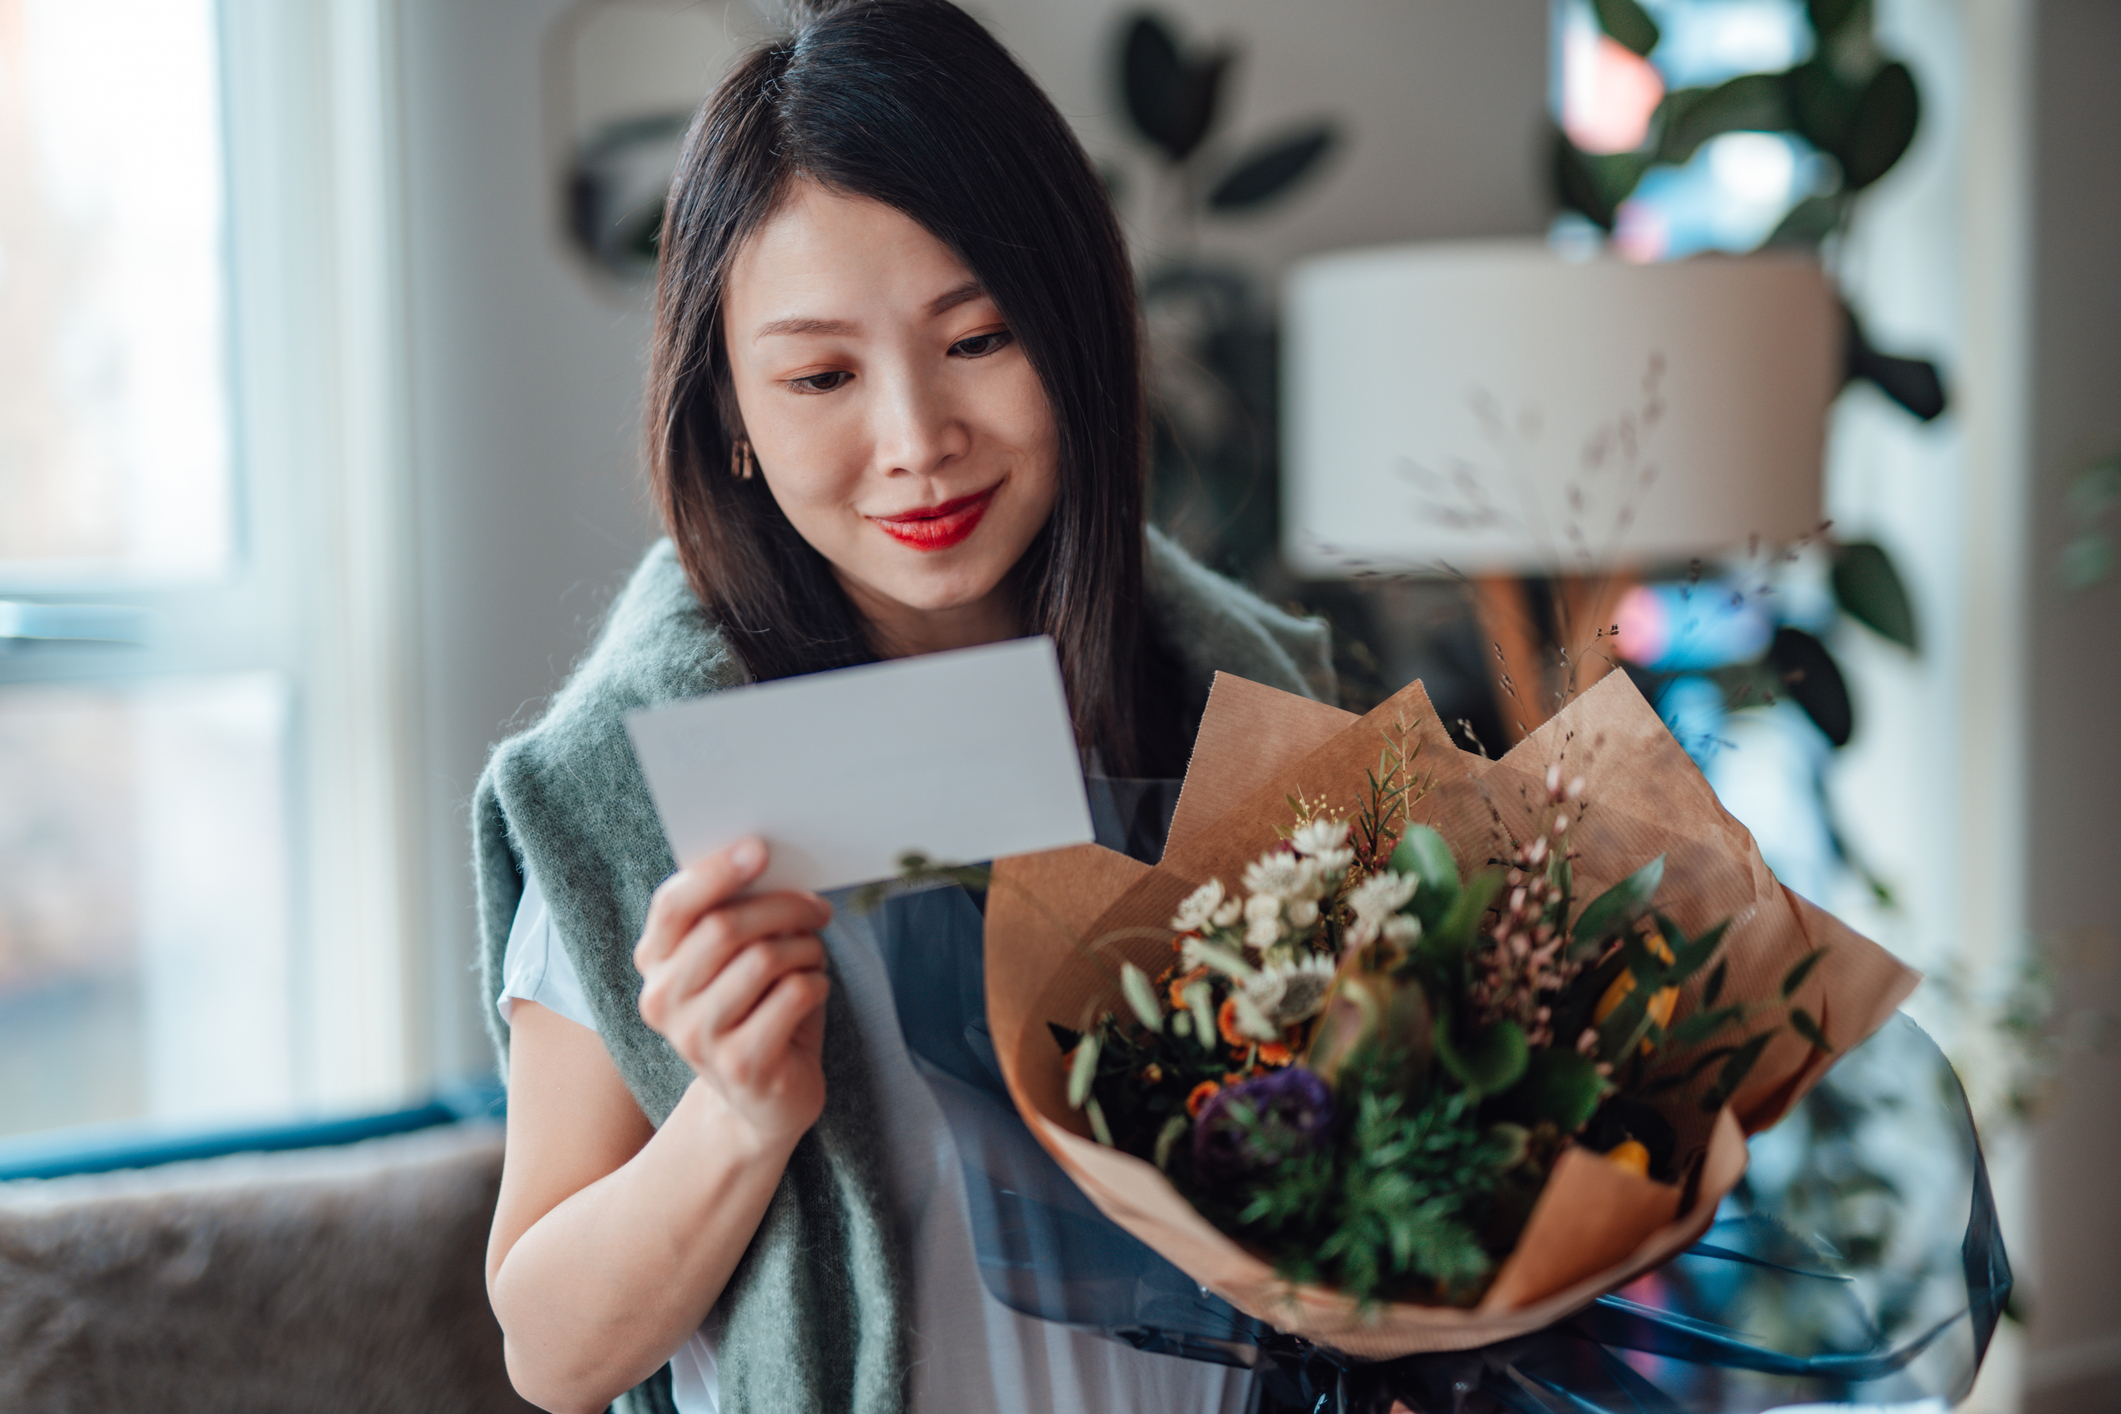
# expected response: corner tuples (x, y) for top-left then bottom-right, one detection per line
(472, 528), (1331, 1414)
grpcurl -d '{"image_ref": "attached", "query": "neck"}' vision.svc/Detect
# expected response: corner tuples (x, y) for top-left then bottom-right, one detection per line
(838, 572), (1023, 659)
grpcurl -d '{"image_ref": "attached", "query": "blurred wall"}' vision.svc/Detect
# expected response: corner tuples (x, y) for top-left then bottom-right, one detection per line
(394, 0), (663, 1081)
(2022, 2), (2121, 1410)
(388, 0), (1548, 1080)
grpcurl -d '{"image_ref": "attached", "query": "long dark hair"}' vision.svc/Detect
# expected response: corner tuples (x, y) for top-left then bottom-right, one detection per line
(645, 0), (1180, 775)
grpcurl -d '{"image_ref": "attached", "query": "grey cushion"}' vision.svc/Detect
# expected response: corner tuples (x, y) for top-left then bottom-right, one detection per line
(0, 1124), (531, 1414)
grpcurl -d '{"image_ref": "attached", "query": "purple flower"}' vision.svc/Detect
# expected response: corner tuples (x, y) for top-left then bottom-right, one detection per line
(1192, 1066), (1336, 1185)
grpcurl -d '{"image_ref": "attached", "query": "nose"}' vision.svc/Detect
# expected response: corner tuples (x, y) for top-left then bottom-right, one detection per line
(870, 360), (969, 480)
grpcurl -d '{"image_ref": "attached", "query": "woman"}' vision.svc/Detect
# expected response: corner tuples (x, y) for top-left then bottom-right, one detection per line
(475, 3), (1331, 1411)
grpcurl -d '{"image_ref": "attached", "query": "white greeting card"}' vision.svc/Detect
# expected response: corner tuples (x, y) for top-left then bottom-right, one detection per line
(626, 636), (1094, 893)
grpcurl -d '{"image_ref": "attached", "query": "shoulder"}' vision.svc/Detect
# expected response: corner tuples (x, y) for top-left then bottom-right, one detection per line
(473, 540), (730, 1114)
(1143, 526), (1335, 703)
(485, 542), (743, 795)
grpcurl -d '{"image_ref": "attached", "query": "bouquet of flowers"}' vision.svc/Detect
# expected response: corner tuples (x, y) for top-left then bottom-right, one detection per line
(981, 671), (1920, 1356)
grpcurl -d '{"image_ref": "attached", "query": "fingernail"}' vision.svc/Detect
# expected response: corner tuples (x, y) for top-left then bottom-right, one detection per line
(732, 838), (765, 872)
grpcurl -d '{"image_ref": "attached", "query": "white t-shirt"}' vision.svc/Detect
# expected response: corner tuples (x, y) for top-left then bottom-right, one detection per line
(497, 869), (1257, 1414)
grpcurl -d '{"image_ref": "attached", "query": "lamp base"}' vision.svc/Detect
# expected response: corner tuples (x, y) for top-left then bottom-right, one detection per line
(1469, 574), (1629, 748)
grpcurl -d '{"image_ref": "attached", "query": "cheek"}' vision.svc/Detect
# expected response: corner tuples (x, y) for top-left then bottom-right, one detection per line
(994, 363), (1061, 490)
(742, 403), (862, 517)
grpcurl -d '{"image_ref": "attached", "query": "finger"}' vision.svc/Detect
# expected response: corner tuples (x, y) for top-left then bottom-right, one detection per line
(724, 969), (832, 1085)
(657, 891), (831, 1003)
(635, 837), (769, 969)
(695, 933), (828, 1039)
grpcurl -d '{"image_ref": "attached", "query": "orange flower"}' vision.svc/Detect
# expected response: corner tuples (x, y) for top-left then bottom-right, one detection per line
(1258, 1041), (1294, 1067)
(1605, 1139), (1651, 1177)
(1186, 1081), (1220, 1117)
(1168, 966), (1209, 1011)
(1216, 996), (1248, 1048)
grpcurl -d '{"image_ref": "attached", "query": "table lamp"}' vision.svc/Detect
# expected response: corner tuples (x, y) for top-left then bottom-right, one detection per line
(1281, 240), (1839, 742)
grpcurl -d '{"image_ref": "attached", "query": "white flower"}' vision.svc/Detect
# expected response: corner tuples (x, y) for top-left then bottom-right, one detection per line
(1211, 896), (1244, 928)
(1344, 869), (1420, 947)
(1285, 897), (1321, 930)
(1310, 846), (1356, 875)
(1244, 954), (1337, 1027)
(1243, 851), (1318, 902)
(1170, 878), (1225, 933)
(1382, 914), (1423, 946)
(1243, 892), (1285, 949)
(1289, 819), (1351, 859)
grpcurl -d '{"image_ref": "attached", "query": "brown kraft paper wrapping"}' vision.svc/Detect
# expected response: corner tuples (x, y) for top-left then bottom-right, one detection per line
(985, 670), (1919, 1357)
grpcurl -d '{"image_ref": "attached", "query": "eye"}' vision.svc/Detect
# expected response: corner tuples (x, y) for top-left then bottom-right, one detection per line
(788, 369), (852, 394)
(949, 329), (1013, 359)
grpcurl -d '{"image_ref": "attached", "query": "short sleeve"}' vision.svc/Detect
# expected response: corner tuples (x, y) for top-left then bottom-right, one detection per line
(496, 865), (601, 1033)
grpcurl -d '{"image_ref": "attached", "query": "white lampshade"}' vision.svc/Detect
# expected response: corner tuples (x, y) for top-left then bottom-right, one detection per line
(1281, 240), (1840, 576)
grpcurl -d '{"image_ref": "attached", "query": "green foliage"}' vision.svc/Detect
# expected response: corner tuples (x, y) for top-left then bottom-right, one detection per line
(1592, 0), (1662, 57)
(1549, 0), (1927, 292)
(1769, 627), (1854, 748)
(1068, 1031), (1102, 1109)
(1790, 1006), (1833, 1051)
(1231, 1079), (1513, 1306)
(1552, 130), (1652, 231)
(1392, 824), (1462, 931)
(1700, 1030), (1775, 1111)
(1120, 962), (1164, 1033)
(1766, 191), (1851, 247)
(1571, 855), (1667, 958)
(1119, 14), (1229, 162)
(1435, 1016), (1530, 1095)
(1805, 0), (1863, 40)
(1206, 125), (1338, 210)
(1414, 869), (1504, 983)
(1832, 541), (1921, 650)
(1782, 947), (1828, 998)
(1495, 1048), (1608, 1133)
(1658, 74), (1792, 166)
(1840, 61), (1920, 189)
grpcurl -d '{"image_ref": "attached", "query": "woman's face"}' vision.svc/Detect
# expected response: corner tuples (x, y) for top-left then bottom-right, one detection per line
(721, 179), (1060, 656)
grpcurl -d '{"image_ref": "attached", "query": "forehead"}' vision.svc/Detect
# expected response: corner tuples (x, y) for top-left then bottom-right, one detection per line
(724, 179), (979, 330)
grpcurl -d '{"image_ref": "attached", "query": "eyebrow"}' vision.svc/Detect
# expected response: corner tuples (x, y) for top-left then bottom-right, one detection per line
(750, 281), (990, 342)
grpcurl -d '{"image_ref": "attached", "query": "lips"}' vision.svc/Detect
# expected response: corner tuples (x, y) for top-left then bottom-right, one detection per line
(869, 486), (997, 552)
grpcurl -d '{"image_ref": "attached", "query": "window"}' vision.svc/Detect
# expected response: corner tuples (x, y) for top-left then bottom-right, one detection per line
(0, 0), (427, 1139)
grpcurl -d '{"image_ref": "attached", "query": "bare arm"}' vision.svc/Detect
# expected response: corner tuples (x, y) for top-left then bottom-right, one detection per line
(485, 839), (833, 1414)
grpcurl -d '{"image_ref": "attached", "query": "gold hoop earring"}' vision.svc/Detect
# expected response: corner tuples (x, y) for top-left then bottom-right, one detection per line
(730, 437), (756, 480)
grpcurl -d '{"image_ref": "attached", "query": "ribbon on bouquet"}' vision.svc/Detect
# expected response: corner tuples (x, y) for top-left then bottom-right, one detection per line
(858, 779), (2009, 1414)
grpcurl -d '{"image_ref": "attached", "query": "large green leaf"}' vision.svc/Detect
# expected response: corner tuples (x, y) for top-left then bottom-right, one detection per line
(1498, 1048), (1607, 1133)
(1592, 0), (1661, 57)
(1764, 191), (1849, 248)
(1120, 13), (1229, 163)
(1206, 124), (1337, 210)
(1418, 869), (1504, 977)
(1842, 61), (1920, 189)
(1665, 1003), (1746, 1049)
(1657, 74), (1792, 166)
(1551, 129), (1650, 231)
(1392, 824), (1462, 930)
(1831, 541), (1920, 650)
(1806, 0), (1863, 39)
(1787, 59), (1858, 157)
(1769, 627), (1853, 748)
(1655, 913), (1730, 987)
(1434, 1015), (1529, 1096)
(1570, 855), (1666, 957)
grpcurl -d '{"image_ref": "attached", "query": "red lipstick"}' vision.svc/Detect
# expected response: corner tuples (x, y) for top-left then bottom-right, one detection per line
(870, 486), (996, 552)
